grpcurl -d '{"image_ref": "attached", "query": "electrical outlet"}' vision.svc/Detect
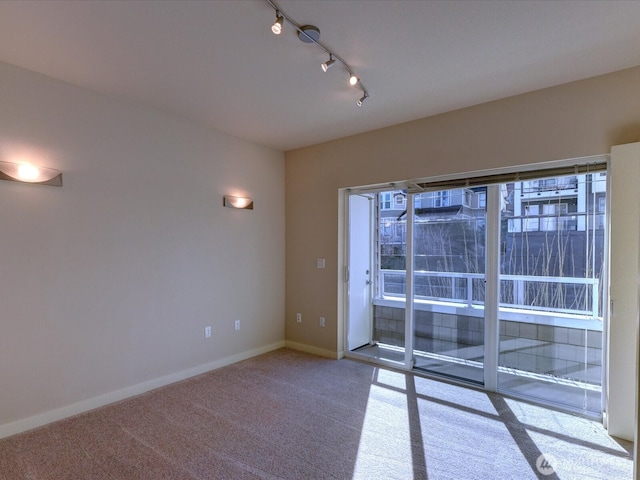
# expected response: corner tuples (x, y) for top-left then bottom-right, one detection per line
(319, 317), (325, 327)
(204, 326), (212, 338)
(234, 320), (241, 331)
(296, 313), (302, 323)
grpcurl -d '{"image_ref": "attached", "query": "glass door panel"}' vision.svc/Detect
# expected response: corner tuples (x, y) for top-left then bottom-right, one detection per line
(497, 173), (605, 414)
(412, 187), (487, 384)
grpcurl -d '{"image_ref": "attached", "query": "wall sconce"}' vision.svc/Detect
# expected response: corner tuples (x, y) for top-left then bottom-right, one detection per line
(224, 195), (253, 210)
(0, 161), (63, 186)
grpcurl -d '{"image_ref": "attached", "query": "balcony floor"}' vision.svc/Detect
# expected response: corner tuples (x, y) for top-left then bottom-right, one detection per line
(352, 343), (602, 415)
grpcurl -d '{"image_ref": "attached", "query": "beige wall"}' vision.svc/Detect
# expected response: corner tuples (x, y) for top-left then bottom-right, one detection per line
(286, 67), (640, 441)
(0, 62), (285, 436)
(285, 66), (639, 355)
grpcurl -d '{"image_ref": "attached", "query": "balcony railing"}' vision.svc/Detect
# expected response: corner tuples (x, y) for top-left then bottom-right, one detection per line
(520, 176), (578, 194)
(506, 212), (605, 232)
(379, 269), (600, 318)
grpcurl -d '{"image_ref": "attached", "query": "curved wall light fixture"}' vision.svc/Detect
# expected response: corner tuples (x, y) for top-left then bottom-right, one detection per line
(0, 161), (63, 186)
(265, 0), (370, 107)
(224, 195), (254, 210)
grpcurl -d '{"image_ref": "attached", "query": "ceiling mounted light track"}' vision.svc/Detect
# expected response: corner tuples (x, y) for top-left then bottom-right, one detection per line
(265, 0), (369, 107)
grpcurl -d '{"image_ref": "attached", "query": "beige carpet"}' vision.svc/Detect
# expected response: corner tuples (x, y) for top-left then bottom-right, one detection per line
(0, 348), (633, 479)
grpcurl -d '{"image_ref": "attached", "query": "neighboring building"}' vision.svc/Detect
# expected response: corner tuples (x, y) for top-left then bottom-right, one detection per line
(503, 173), (606, 283)
(379, 188), (486, 271)
(377, 174), (606, 313)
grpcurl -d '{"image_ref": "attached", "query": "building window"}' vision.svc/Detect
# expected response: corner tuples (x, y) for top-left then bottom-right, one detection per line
(380, 193), (392, 210)
(434, 191), (449, 207)
(478, 192), (486, 208)
(523, 204), (539, 231)
(541, 203), (568, 231)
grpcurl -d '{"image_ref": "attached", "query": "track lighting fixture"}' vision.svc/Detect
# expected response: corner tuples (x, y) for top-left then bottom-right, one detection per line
(271, 12), (284, 35)
(265, 0), (370, 106)
(321, 55), (335, 72)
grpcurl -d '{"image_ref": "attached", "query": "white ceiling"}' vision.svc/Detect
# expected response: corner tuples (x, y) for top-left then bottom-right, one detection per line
(0, 0), (639, 151)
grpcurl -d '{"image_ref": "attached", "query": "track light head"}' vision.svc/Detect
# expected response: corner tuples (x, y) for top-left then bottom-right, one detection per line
(349, 74), (358, 86)
(357, 93), (369, 107)
(271, 13), (284, 34)
(321, 55), (335, 72)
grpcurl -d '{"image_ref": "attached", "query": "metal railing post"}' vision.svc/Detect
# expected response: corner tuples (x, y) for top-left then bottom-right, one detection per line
(592, 279), (599, 318)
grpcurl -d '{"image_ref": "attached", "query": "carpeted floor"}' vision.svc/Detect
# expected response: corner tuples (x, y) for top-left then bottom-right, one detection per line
(0, 348), (633, 479)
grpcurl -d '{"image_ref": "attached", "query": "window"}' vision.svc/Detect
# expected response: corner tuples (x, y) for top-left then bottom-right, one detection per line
(478, 192), (486, 208)
(434, 191), (449, 207)
(380, 193), (392, 210)
(523, 204), (539, 231)
(541, 203), (568, 231)
(394, 193), (406, 208)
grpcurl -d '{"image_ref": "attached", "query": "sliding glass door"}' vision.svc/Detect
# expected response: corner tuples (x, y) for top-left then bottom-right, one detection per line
(345, 161), (607, 415)
(411, 188), (487, 384)
(497, 173), (606, 414)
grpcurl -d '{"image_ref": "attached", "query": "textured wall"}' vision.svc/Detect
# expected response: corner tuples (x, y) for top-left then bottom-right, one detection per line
(0, 62), (285, 433)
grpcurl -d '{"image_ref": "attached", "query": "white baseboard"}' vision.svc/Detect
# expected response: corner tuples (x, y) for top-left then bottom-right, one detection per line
(0, 341), (285, 440)
(285, 340), (343, 359)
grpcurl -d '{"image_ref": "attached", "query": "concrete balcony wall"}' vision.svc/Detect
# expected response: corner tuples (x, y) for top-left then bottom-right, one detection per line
(500, 320), (602, 384)
(373, 305), (602, 385)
